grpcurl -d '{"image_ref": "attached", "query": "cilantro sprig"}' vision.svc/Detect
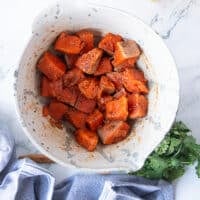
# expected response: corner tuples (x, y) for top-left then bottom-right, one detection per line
(132, 122), (200, 181)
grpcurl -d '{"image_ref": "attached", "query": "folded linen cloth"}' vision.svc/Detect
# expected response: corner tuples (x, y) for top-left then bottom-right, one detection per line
(0, 126), (173, 200)
(53, 174), (173, 200)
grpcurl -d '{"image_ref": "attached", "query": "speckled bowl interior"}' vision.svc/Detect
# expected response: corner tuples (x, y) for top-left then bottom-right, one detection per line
(16, 1), (179, 172)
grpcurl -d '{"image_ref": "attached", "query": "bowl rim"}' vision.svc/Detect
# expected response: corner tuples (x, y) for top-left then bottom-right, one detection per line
(14, 2), (180, 172)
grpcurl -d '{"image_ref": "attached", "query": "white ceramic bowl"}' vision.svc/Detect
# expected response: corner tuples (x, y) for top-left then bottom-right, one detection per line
(15, 1), (179, 172)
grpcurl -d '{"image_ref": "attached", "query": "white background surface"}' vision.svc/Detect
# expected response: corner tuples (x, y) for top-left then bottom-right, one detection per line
(0, 0), (200, 199)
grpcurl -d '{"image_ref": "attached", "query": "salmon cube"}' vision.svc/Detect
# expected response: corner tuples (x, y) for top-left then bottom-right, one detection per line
(98, 121), (130, 144)
(75, 94), (96, 113)
(100, 76), (115, 94)
(40, 76), (51, 97)
(57, 86), (79, 106)
(112, 40), (141, 69)
(113, 58), (137, 71)
(49, 78), (63, 97)
(106, 72), (123, 90)
(41, 77), (63, 97)
(48, 101), (68, 121)
(98, 33), (122, 54)
(86, 109), (104, 131)
(94, 57), (112, 76)
(75, 48), (103, 74)
(97, 95), (113, 111)
(66, 108), (88, 129)
(122, 68), (148, 94)
(77, 30), (94, 53)
(54, 32), (84, 54)
(42, 105), (49, 117)
(64, 54), (79, 69)
(78, 78), (99, 99)
(125, 67), (147, 83)
(96, 87), (103, 100)
(113, 88), (127, 99)
(38, 52), (66, 80)
(128, 94), (148, 119)
(63, 68), (85, 87)
(105, 96), (128, 121)
(75, 129), (98, 151)
(49, 118), (63, 129)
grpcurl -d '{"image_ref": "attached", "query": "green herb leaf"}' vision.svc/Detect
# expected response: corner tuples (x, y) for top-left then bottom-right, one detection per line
(163, 166), (185, 181)
(196, 160), (200, 178)
(155, 136), (171, 156)
(131, 121), (200, 181)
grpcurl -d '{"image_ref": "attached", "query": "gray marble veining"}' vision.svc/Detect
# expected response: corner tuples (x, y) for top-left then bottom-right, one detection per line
(150, 0), (195, 39)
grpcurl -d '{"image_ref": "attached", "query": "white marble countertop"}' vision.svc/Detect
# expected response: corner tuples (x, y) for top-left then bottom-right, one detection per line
(0, 0), (200, 199)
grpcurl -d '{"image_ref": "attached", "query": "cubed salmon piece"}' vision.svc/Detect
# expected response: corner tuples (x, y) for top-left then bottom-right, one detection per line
(125, 67), (147, 83)
(57, 86), (79, 106)
(75, 48), (103, 74)
(100, 76), (115, 94)
(105, 96), (128, 121)
(75, 94), (96, 113)
(42, 105), (49, 117)
(54, 32), (85, 54)
(38, 52), (66, 80)
(112, 40), (141, 69)
(66, 107), (88, 129)
(75, 129), (98, 151)
(40, 76), (51, 97)
(98, 33), (122, 54)
(94, 57), (112, 76)
(78, 78), (99, 99)
(113, 88), (127, 99)
(98, 121), (130, 144)
(77, 30), (94, 53)
(49, 118), (63, 129)
(106, 72), (123, 90)
(122, 68), (148, 94)
(97, 95), (113, 111)
(49, 78), (63, 97)
(86, 109), (104, 131)
(41, 77), (63, 97)
(128, 93), (148, 119)
(96, 87), (103, 100)
(113, 58), (137, 71)
(64, 54), (79, 69)
(48, 101), (68, 121)
(63, 68), (85, 87)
